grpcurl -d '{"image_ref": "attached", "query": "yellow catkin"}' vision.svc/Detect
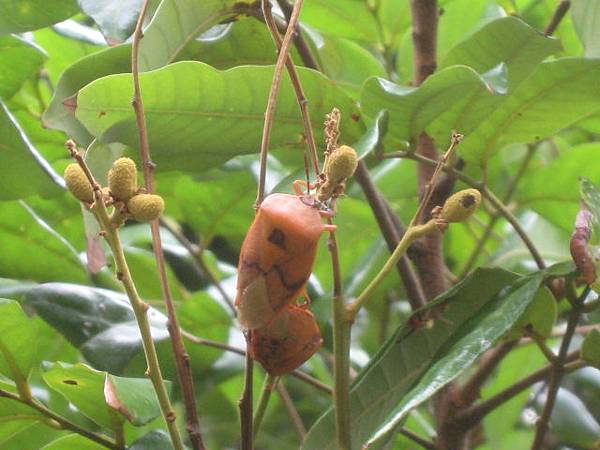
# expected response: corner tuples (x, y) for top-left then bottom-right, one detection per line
(127, 194), (165, 222)
(64, 164), (94, 203)
(108, 157), (138, 201)
(325, 145), (358, 184)
(439, 189), (482, 223)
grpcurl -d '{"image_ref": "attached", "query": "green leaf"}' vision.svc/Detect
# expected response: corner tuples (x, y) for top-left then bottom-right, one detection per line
(360, 65), (492, 143)
(572, 0), (600, 57)
(0, 299), (37, 383)
(138, 0), (255, 71)
(78, 0), (141, 42)
(518, 144), (600, 231)
(303, 269), (546, 449)
(0, 0), (79, 34)
(440, 16), (562, 88)
(74, 61), (363, 173)
(0, 102), (63, 199)
(582, 329), (600, 365)
(459, 58), (600, 165)
(0, 394), (45, 447)
(0, 201), (88, 283)
(301, 0), (380, 43)
(0, 35), (46, 99)
(104, 374), (166, 426)
(129, 430), (173, 450)
(43, 362), (117, 430)
(354, 110), (389, 160)
(41, 434), (105, 450)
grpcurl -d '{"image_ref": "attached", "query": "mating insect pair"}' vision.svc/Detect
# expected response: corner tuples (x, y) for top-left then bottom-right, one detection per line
(235, 184), (336, 375)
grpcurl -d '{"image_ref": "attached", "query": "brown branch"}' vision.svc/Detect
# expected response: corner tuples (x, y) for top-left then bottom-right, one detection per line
(131, 3), (204, 448)
(456, 349), (580, 428)
(530, 288), (587, 450)
(239, 350), (254, 450)
(354, 160), (426, 310)
(398, 427), (437, 450)
(256, 0), (313, 206)
(544, 1), (571, 36)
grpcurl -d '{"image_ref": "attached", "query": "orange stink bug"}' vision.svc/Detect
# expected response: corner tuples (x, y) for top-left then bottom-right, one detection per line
(235, 184), (335, 330)
(249, 304), (323, 376)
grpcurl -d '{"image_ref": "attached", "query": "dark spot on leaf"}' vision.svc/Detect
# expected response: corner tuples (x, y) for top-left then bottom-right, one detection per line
(99, 111), (106, 118)
(351, 113), (360, 122)
(268, 228), (286, 249)
(63, 379), (78, 385)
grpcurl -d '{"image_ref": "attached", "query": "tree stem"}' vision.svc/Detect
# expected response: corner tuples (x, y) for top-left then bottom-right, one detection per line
(253, 374), (278, 439)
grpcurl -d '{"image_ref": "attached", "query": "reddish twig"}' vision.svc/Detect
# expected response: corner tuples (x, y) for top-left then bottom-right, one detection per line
(131, 2), (204, 448)
(544, 1), (571, 36)
(239, 351), (254, 450)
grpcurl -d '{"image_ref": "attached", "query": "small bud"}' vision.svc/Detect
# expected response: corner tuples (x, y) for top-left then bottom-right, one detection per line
(108, 158), (137, 201)
(325, 145), (358, 184)
(64, 164), (94, 203)
(127, 194), (164, 222)
(439, 189), (481, 223)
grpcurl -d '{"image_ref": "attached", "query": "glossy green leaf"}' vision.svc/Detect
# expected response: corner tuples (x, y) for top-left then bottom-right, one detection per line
(138, 0), (255, 71)
(544, 387), (600, 448)
(0, 0), (78, 34)
(41, 434), (105, 450)
(0, 299), (38, 382)
(0, 395), (46, 447)
(301, 0), (380, 43)
(0, 201), (87, 283)
(354, 110), (389, 160)
(0, 102), (63, 199)
(75, 62), (363, 173)
(572, 0), (600, 57)
(440, 16), (561, 88)
(303, 269), (546, 449)
(129, 430), (173, 450)
(0, 35), (45, 99)
(105, 374), (166, 426)
(78, 0), (141, 42)
(503, 286), (556, 340)
(44, 0), (248, 144)
(360, 65), (493, 143)
(459, 59), (600, 165)
(43, 362), (117, 430)
(582, 329), (600, 365)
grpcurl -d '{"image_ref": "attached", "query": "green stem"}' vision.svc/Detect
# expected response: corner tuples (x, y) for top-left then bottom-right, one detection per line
(348, 220), (438, 317)
(332, 300), (352, 450)
(253, 374), (278, 439)
(92, 199), (184, 450)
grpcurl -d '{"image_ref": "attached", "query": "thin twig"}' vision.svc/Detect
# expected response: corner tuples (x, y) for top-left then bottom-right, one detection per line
(530, 287), (588, 450)
(253, 374), (278, 439)
(180, 330), (332, 393)
(456, 349), (580, 428)
(276, 381), (307, 439)
(159, 217), (236, 315)
(275, 0), (320, 70)
(240, 350), (254, 450)
(0, 388), (120, 449)
(386, 151), (547, 269)
(67, 141), (185, 450)
(398, 427), (437, 450)
(131, 3), (204, 448)
(262, 0), (320, 182)
(460, 146), (535, 276)
(256, 0), (312, 206)
(544, 0), (571, 36)
(354, 161), (427, 310)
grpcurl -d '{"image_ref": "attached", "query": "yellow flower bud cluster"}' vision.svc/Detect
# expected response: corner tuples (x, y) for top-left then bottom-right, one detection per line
(63, 157), (164, 224)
